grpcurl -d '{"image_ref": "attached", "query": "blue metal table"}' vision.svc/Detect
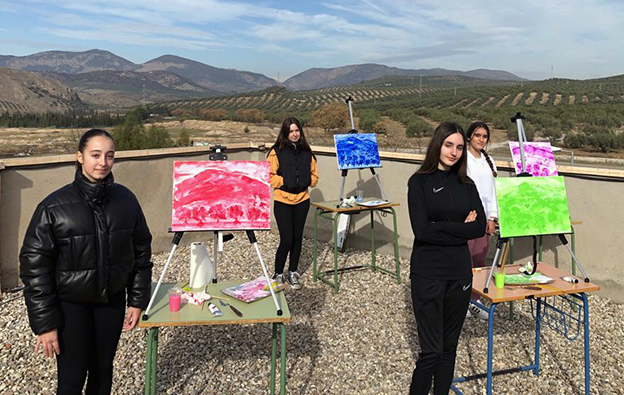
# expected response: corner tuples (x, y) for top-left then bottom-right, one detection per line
(452, 263), (600, 395)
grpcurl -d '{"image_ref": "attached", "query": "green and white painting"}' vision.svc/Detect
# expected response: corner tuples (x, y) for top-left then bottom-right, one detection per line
(495, 176), (572, 238)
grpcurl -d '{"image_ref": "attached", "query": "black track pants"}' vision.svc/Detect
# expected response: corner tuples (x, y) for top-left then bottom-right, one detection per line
(274, 199), (310, 274)
(56, 291), (126, 395)
(410, 275), (472, 395)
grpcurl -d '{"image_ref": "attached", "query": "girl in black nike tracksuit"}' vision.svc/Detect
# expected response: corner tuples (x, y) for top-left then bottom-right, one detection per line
(407, 122), (486, 395)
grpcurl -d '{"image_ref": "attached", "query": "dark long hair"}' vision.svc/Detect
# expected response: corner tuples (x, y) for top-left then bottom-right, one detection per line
(76, 128), (114, 170)
(467, 121), (497, 177)
(417, 122), (468, 183)
(268, 117), (315, 158)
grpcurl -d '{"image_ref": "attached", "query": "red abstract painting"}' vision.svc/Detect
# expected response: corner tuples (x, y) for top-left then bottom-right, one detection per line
(172, 161), (271, 231)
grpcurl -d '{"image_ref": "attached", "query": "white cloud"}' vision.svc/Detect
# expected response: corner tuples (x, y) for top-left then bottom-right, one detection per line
(1, 0), (623, 78)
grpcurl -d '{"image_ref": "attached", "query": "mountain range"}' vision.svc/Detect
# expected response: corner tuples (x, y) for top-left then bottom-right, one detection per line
(283, 64), (524, 90)
(0, 49), (527, 112)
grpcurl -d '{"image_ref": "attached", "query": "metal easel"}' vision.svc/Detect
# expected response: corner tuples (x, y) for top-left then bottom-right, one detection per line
(483, 113), (589, 294)
(142, 146), (283, 320)
(336, 97), (388, 202)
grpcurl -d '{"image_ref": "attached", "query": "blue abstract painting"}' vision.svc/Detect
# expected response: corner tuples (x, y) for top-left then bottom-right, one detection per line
(334, 133), (381, 170)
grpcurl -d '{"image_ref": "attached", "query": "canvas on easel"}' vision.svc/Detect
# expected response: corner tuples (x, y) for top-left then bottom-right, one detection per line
(509, 141), (558, 177)
(334, 133), (382, 170)
(172, 161), (271, 231)
(143, 158), (282, 321)
(495, 176), (572, 238)
(482, 114), (590, 294)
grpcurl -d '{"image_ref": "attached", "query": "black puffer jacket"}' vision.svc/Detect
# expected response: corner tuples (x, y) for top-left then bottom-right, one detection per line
(20, 170), (153, 335)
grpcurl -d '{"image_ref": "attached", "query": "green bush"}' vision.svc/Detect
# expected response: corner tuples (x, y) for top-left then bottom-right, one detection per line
(540, 127), (563, 145)
(564, 133), (586, 148)
(507, 122), (535, 141)
(112, 112), (175, 150)
(177, 129), (191, 147)
(406, 119), (434, 137)
(588, 132), (621, 153)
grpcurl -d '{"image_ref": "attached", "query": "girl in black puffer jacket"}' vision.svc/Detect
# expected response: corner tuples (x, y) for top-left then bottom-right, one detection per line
(20, 129), (153, 395)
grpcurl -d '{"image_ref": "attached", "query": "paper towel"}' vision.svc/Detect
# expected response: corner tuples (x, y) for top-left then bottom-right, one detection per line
(189, 242), (215, 289)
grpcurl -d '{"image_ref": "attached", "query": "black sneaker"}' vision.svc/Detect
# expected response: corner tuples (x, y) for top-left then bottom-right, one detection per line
(272, 273), (284, 284)
(286, 271), (302, 290)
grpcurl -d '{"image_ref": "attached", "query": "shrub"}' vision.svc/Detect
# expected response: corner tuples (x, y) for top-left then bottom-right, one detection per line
(507, 122), (535, 141)
(564, 133), (586, 149)
(177, 129), (191, 146)
(540, 127), (563, 145)
(588, 132), (621, 153)
(406, 119), (434, 137)
(372, 121), (387, 134)
(312, 103), (349, 132)
(235, 108), (264, 123)
(197, 108), (227, 121)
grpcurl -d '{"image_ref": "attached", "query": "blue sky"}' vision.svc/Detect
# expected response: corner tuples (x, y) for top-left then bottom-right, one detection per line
(0, 0), (623, 81)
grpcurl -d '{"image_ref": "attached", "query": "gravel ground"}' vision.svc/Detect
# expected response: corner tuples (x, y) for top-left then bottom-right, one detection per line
(2, 231), (623, 394)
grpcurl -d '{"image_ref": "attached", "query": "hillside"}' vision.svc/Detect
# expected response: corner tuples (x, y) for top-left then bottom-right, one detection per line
(283, 63), (525, 90)
(0, 50), (280, 101)
(136, 55), (279, 93)
(0, 68), (85, 114)
(0, 49), (135, 74)
(47, 70), (222, 109)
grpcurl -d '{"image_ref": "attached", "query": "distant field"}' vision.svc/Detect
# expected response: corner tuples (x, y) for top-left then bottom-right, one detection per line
(3, 74), (624, 163)
(149, 75), (624, 113)
(3, 120), (624, 169)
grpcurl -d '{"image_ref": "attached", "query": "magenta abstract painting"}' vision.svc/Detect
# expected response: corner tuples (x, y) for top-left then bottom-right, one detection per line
(508, 142), (558, 177)
(172, 161), (271, 231)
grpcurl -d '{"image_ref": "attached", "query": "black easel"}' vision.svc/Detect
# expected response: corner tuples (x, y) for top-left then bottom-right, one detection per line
(143, 146), (282, 320)
(483, 113), (590, 293)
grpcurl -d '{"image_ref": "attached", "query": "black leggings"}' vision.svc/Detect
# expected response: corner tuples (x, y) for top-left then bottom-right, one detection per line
(56, 291), (126, 395)
(274, 199), (310, 274)
(410, 275), (472, 395)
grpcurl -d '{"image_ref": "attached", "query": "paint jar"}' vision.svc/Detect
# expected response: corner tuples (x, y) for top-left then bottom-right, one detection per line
(168, 287), (183, 312)
(356, 190), (364, 202)
(494, 273), (505, 289)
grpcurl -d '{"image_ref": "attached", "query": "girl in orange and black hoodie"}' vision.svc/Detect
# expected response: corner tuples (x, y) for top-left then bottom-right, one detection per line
(267, 117), (318, 290)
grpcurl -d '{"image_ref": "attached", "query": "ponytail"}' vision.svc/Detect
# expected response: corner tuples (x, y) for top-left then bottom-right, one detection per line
(481, 149), (497, 177)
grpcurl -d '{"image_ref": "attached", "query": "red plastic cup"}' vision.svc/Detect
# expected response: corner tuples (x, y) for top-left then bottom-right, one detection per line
(169, 287), (182, 312)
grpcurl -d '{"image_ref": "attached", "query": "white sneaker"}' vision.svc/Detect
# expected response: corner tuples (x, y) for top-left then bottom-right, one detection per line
(468, 303), (489, 320)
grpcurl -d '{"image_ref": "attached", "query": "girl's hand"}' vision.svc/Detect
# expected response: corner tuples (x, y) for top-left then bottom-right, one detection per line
(123, 307), (142, 332)
(464, 210), (477, 223)
(35, 329), (60, 358)
(486, 219), (497, 235)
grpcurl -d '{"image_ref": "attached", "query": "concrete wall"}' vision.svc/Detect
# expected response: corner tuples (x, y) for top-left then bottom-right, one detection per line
(0, 145), (265, 291)
(2, 145), (623, 302)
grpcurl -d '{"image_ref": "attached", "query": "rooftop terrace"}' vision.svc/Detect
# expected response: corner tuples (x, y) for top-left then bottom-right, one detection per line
(1, 232), (623, 394)
(1, 144), (623, 393)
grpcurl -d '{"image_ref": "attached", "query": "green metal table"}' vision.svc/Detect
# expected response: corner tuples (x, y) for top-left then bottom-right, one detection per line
(311, 199), (401, 293)
(139, 281), (291, 395)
